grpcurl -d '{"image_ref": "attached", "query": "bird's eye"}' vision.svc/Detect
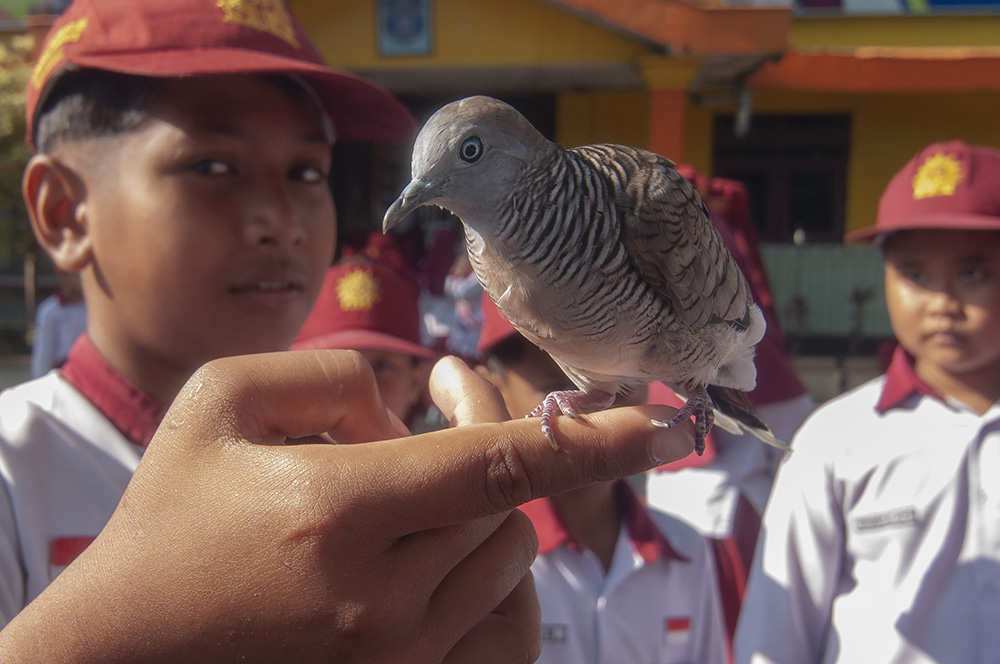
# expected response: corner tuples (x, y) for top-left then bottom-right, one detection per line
(459, 136), (483, 163)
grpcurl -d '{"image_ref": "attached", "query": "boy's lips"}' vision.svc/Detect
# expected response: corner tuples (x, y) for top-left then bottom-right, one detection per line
(923, 328), (963, 346)
(230, 270), (308, 311)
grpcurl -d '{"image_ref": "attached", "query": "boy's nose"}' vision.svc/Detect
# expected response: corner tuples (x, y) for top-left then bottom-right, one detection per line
(925, 285), (963, 317)
(242, 185), (306, 248)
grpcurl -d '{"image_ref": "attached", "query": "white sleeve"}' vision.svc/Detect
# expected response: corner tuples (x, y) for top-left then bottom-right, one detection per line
(733, 419), (845, 664)
(0, 465), (25, 627)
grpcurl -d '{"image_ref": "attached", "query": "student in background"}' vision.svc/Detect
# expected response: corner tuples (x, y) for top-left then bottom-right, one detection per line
(646, 168), (814, 651)
(292, 255), (436, 426)
(476, 292), (727, 664)
(30, 267), (86, 377)
(735, 140), (1000, 664)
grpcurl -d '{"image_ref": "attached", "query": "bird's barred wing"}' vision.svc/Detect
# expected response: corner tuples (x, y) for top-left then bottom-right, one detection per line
(585, 145), (753, 330)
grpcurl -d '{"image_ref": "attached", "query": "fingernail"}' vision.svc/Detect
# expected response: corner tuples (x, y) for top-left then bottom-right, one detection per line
(651, 424), (696, 464)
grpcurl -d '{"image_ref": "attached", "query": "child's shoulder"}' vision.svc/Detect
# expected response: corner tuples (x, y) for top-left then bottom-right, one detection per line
(0, 373), (97, 445)
(790, 375), (889, 452)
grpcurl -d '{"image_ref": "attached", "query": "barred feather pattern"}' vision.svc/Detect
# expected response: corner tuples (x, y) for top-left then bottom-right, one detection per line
(465, 141), (760, 398)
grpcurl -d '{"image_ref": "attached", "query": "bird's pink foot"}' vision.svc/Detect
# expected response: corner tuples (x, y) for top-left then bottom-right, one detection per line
(528, 390), (617, 450)
(651, 385), (714, 455)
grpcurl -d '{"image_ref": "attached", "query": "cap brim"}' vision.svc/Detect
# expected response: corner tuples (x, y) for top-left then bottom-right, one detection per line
(291, 330), (436, 359)
(845, 212), (1000, 243)
(58, 49), (416, 143)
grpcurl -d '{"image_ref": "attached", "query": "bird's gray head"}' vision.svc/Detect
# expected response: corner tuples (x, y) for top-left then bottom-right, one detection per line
(383, 96), (557, 234)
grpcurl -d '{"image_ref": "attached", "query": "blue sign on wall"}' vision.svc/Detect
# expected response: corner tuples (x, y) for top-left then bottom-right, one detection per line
(378, 0), (432, 56)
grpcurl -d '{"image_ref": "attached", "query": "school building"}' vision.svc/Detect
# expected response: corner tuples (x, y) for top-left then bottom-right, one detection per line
(289, 0), (1000, 396)
(5, 0), (1000, 397)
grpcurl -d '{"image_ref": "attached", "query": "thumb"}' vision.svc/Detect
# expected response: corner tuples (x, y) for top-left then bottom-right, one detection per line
(430, 356), (511, 426)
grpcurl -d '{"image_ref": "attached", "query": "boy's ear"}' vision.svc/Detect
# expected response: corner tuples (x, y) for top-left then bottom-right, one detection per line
(22, 154), (93, 272)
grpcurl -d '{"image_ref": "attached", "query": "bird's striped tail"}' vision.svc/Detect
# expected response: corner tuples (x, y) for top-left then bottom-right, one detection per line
(705, 384), (791, 453)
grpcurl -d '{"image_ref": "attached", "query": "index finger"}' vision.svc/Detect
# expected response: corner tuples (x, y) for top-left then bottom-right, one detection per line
(176, 350), (694, 536)
(334, 405), (695, 534)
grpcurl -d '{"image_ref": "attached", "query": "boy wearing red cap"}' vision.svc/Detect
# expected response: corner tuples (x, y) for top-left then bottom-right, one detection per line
(0, 3), (701, 658)
(293, 257), (436, 425)
(735, 141), (1000, 663)
(0, 0), (415, 626)
(475, 293), (727, 664)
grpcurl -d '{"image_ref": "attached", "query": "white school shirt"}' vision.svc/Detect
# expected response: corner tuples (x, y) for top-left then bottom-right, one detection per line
(522, 482), (727, 664)
(734, 347), (1000, 664)
(0, 335), (162, 626)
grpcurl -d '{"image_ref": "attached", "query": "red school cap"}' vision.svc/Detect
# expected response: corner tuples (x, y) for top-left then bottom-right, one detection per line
(25, 0), (416, 147)
(292, 258), (435, 359)
(845, 140), (1000, 243)
(476, 291), (519, 357)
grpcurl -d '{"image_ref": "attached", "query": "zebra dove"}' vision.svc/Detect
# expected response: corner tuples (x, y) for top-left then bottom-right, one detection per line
(383, 95), (786, 455)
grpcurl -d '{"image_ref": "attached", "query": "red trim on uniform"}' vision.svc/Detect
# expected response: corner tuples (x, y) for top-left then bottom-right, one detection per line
(876, 345), (943, 414)
(709, 495), (761, 660)
(619, 482), (688, 563)
(50, 536), (95, 567)
(520, 494), (583, 555)
(521, 481), (687, 562)
(60, 334), (166, 448)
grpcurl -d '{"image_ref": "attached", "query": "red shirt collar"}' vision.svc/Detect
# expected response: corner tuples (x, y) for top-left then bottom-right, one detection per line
(60, 334), (166, 448)
(520, 481), (688, 563)
(876, 345), (942, 414)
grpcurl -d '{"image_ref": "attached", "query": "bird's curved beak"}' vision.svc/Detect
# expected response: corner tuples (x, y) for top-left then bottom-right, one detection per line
(383, 178), (434, 232)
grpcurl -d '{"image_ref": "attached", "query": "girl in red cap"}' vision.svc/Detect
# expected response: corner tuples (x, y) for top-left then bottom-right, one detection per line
(737, 141), (1000, 664)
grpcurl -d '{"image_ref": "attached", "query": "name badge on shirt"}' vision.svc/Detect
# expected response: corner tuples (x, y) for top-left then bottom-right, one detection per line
(853, 507), (917, 532)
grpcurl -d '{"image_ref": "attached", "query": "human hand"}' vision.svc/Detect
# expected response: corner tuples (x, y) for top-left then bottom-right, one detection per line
(0, 351), (694, 663)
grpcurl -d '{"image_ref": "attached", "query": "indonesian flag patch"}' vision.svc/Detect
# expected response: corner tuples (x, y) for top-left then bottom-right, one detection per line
(664, 616), (691, 646)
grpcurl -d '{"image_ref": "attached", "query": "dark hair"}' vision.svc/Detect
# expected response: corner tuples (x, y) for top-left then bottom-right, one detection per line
(34, 70), (330, 153)
(34, 69), (161, 154)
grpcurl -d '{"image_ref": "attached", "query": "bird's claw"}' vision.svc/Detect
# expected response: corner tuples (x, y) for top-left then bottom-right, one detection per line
(651, 386), (713, 456)
(528, 390), (617, 451)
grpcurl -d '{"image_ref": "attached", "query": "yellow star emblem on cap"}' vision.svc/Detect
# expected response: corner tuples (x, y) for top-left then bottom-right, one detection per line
(337, 268), (381, 312)
(217, 0), (299, 48)
(30, 17), (87, 91)
(912, 152), (963, 200)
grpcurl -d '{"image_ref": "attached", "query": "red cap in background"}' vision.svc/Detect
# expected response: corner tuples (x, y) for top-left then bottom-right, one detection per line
(846, 140), (1000, 243)
(25, 0), (416, 147)
(476, 292), (519, 357)
(293, 259), (434, 359)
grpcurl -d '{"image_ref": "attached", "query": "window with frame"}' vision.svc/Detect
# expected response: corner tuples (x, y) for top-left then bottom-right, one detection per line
(712, 113), (851, 244)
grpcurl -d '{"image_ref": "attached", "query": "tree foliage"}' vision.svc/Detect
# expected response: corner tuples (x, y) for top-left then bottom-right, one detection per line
(0, 34), (35, 264)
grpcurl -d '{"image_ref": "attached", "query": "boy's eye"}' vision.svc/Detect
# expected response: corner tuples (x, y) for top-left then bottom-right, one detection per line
(900, 268), (927, 286)
(958, 265), (987, 283)
(191, 159), (233, 176)
(290, 164), (327, 184)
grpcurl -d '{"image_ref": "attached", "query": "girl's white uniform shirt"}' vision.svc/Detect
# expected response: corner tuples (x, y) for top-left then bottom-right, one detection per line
(735, 348), (1000, 664)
